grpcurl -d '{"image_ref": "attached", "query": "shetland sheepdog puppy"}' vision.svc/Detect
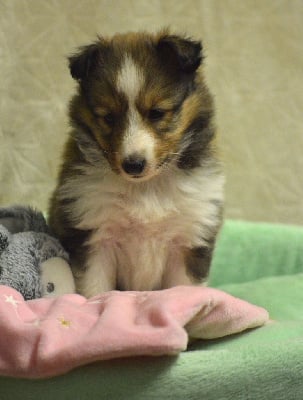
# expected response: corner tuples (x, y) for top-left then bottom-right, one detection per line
(48, 30), (224, 298)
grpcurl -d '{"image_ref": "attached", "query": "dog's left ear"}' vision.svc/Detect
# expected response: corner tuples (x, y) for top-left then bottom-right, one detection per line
(157, 34), (203, 73)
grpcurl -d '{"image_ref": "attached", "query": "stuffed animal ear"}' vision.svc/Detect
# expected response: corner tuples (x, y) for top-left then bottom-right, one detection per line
(157, 33), (203, 73)
(68, 38), (108, 81)
(0, 206), (48, 234)
(0, 217), (24, 234)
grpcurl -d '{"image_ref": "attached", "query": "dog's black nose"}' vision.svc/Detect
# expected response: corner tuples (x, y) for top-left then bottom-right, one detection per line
(122, 156), (146, 176)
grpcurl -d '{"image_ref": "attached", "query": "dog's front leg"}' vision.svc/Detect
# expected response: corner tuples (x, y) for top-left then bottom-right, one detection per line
(162, 244), (213, 288)
(75, 246), (117, 298)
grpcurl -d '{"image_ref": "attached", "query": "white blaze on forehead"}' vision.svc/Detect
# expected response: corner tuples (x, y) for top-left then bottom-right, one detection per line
(117, 55), (144, 102)
(117, 55), (155, 162)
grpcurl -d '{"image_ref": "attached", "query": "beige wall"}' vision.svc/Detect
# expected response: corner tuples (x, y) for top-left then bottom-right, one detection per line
(1, 0), (302, 224)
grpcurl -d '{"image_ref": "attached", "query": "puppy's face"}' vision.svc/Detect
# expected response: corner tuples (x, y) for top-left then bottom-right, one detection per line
(69, 31), (213, 182)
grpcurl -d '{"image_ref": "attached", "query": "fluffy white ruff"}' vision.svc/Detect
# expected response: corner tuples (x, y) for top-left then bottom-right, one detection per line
(59, 160), (224, 297)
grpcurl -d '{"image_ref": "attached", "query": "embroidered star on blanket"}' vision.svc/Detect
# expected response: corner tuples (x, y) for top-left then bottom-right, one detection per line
(4, 294), (20, 307)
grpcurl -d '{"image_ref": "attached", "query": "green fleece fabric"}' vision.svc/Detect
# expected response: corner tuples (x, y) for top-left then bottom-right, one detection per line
(210, 220), (303, 286)
(1, 220), (303, 400)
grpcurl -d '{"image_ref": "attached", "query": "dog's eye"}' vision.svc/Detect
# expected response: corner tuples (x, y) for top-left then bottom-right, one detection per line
(148, 109), (166, 122)
(103, 113), (115, 126)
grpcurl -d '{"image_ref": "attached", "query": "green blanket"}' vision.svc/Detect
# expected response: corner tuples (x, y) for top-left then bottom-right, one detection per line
(1, 220), (303, 400)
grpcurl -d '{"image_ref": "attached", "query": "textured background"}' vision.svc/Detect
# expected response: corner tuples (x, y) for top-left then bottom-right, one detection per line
(0, 0), (302, 224)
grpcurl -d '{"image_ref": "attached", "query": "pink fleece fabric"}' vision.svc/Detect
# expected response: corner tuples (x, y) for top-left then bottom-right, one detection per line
(0, 285), (268, 378)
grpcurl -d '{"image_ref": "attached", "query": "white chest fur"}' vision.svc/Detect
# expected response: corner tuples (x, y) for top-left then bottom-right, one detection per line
(60, 163), (224, 296)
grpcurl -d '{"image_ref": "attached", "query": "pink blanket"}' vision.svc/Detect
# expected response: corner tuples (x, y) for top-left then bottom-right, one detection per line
(0, 285), (268, 379)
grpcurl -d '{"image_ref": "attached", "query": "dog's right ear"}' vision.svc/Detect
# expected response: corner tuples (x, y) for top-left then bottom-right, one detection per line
(68, 42), (102, 81)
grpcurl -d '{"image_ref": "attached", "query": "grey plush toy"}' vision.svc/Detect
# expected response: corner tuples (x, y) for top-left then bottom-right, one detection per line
(0, 206), (75, 300)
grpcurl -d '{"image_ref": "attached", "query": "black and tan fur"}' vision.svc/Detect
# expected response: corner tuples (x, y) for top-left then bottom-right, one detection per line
(49, 30), (224, 297)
